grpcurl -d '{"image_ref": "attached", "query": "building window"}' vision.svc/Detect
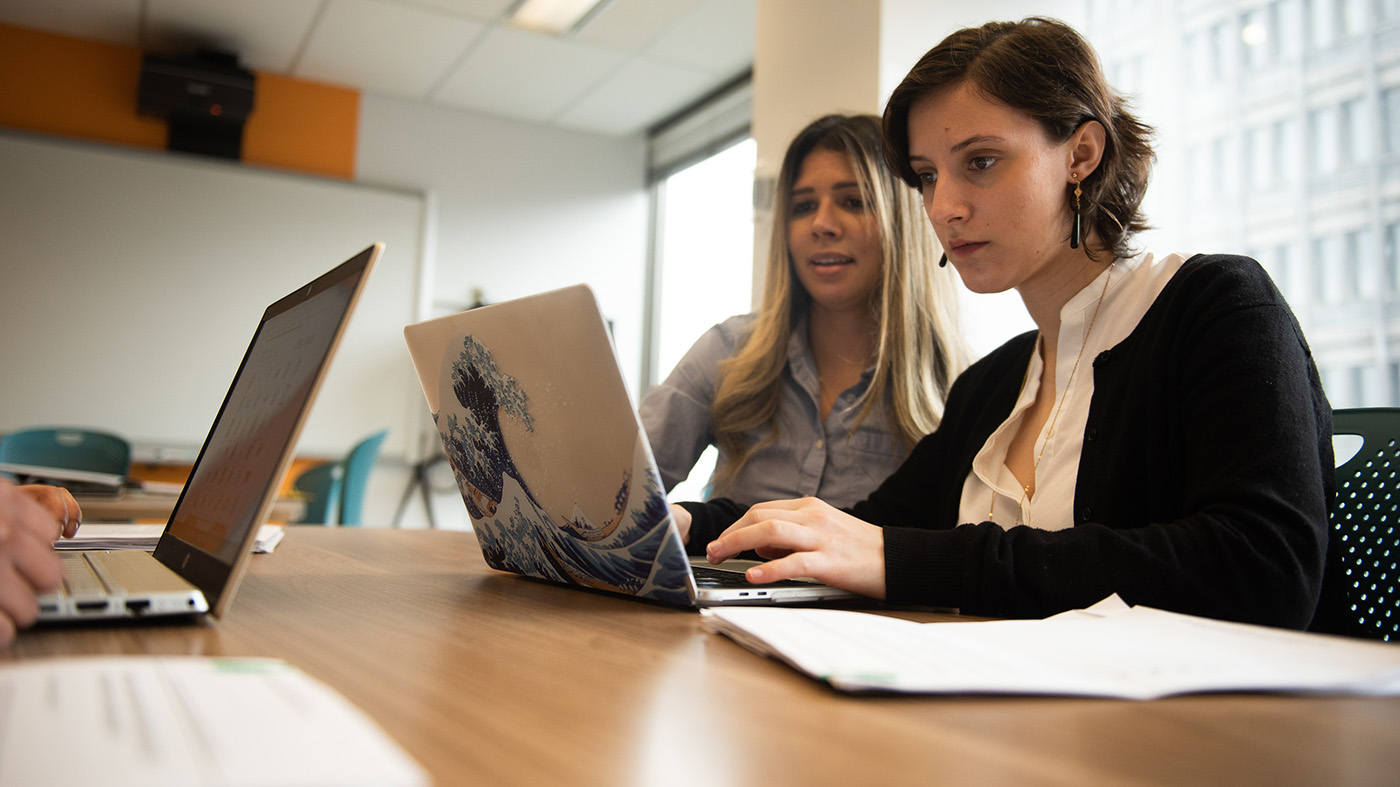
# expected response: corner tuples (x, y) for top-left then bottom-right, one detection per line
(1309, 104), (1342, 177)
(1308, 0), (1340, 50)
(1341, 96), (1372, 168)
(1347, 227), (1377, 297)
(1383, 87), (1400, 156)
(1386, 222), (1400, 293)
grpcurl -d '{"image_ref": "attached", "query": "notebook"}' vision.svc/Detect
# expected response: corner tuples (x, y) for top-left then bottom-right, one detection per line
(37, 243), (381, 622)
(403, 284), (857, 607)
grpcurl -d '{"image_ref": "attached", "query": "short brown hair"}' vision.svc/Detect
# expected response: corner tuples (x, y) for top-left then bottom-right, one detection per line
(882, 17), (1155, 259)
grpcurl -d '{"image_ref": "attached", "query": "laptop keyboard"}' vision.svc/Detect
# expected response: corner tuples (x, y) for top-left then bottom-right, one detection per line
(59, 553), (125, 598)
(691, 564), (816, 589)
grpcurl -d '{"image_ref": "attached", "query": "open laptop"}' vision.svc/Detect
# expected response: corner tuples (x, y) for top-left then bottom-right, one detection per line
(36, 243), (382, 622)
(403, 284), (857, 608)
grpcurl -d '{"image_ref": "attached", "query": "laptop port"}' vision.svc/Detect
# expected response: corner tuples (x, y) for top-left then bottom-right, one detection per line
(126, 600), (152, 616)
(75, 601), (107, 612)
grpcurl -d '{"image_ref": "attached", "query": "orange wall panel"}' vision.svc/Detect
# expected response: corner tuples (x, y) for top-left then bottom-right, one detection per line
(0, 23), (358, 179)
(242, 72), (358, 179)
(0, 24), (165, 150)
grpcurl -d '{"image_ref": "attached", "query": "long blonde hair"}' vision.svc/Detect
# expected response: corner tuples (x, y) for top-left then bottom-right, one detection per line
(710, 114), (967, 489)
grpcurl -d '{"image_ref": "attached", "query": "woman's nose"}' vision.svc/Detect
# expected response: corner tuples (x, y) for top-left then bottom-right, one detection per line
(925, 181), (965, 229)
(811, 199), (842, 236)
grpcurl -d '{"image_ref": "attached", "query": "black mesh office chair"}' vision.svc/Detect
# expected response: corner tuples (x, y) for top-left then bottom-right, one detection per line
(1317, 408), (1400, 641)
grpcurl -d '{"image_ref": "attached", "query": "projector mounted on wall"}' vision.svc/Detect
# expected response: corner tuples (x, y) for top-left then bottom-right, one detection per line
(138, 49), (256, 160)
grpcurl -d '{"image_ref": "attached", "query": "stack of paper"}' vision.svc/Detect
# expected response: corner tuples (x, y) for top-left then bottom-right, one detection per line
(0, 657), (427, 787)
(55, 524), (286, 553)
(701, 596), (1400, 698)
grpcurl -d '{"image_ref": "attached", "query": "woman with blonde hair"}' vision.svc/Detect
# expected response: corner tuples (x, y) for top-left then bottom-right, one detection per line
(640, 113), (967, 510)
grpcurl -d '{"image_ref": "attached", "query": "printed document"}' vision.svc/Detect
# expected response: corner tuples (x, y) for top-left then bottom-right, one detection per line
(701, 595), (1400, 698)
(0, 656), (427, 787)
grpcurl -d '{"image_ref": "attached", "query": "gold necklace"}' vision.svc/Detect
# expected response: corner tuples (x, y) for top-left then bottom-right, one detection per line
(989, 262), (1115, 526)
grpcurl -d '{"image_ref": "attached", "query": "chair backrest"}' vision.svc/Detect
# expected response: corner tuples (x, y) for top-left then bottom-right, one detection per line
(1320, 408), (1400, 641)
(293, 462), (343, 525)
(0, 427), (131, 477)
(338, 429), (388, 526)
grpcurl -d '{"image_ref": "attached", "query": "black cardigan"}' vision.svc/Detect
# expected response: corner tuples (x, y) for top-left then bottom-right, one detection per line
(681, 255), (1334, 629)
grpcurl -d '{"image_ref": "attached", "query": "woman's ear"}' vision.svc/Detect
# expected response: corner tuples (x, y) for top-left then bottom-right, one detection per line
(1068, 119), (1107, 181)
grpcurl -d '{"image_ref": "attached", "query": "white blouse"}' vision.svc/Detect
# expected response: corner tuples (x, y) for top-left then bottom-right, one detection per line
(958, 251), (1189, 531)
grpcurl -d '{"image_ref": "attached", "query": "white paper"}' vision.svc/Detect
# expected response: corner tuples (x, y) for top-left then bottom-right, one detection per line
(56, 524), (286, 554)
(0, 657), (428, 787)
(701, 596), (1400, 698)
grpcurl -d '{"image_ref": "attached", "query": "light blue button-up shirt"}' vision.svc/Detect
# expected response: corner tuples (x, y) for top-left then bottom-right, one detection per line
(638, 314), (909, 509)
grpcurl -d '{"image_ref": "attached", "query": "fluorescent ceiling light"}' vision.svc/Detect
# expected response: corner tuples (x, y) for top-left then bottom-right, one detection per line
(508, 0), (608, 36)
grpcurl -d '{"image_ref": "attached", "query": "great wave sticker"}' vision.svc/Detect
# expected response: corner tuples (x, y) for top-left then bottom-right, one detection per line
(433, 334), (691, 606)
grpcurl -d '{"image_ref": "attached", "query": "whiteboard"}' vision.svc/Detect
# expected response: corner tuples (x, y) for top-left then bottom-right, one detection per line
(0, 131), (426, 460)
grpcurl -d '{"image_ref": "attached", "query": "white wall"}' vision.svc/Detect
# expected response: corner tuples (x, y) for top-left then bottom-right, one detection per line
(354, 95), (651, 528)
(356, 94), (650, 387)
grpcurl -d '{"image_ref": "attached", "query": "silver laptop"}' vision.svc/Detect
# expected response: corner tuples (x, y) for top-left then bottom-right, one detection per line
(403, 284), (857, 607)
(37, 243), (381, 622)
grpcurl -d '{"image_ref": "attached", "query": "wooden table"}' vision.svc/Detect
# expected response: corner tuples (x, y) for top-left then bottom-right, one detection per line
(7, 528), (1399, 786)
(73, 489), (305, 523)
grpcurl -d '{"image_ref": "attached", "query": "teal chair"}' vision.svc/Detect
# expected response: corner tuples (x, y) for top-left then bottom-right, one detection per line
(339, 430), (388, 526)
(293, 462), (343, 525)
(0, 427), (131, 478)
(1314, 408), (1400, 641)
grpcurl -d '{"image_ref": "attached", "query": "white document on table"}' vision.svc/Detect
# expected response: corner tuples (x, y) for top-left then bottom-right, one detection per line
(0, 657), (427, 787)
(55, 524), (286, 553)
(701, 595), (1400, 698)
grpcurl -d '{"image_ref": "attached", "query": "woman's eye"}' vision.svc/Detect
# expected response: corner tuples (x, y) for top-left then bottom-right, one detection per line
(790, 199), (815, 216)
(969, 156), (996, 171)
(843, 196), (866, 211)
(918, 171), (936, 187)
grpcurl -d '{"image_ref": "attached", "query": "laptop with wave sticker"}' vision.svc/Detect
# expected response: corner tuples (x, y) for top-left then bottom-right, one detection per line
(402, 284), (855, 607)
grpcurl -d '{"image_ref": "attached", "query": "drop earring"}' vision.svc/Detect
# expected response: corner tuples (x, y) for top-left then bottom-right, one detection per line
(939, 253), (948, 268)
(1070, 174), (1083, 250)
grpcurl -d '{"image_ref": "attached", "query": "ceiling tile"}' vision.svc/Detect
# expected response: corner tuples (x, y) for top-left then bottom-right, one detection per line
(295, 0), (485, 98)
(646, 0), (753, 74)
(571, 0), (705, 51)
(0, 0), (142, 46)
(143, 0), (322, 72)
(433, 26), (625, 124)
(556, 56), (716, 136)
(391, 0), (517, 22)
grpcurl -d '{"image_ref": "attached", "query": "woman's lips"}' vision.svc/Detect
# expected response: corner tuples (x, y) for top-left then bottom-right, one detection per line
(949, 241), (986, 257)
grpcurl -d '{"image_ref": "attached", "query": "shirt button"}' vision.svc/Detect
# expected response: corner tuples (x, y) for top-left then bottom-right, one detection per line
(815, 439), (825, 449)
(1079, 507), (1093, 523)
(1086, 428), (1098, 442)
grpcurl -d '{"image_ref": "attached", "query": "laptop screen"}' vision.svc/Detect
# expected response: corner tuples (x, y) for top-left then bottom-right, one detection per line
(153, 245), (378, 612)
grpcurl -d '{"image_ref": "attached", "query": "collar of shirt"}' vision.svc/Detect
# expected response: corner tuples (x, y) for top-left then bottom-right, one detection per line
(961, 251), (1185, 531)
(784, 311), (877, 417)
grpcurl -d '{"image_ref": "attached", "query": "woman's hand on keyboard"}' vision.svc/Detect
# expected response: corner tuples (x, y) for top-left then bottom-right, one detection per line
(705, 497), (886, 600)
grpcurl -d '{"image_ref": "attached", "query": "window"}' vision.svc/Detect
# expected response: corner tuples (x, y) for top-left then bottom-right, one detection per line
(1386, 221), (1400, 293)
(1087, 1), (1398, 408)
(652, 139), (757, 380)
(1248, 123), (1274, 191)
(645, 77), (754, 502)
(1308, 0), (1339, 50)
(1347, 227), (1377, 296)
(1309, 105), (1341, 177)
(1383, 87), (1400, 156)
(1341, 96), (1371, 167)
(1242, 7), (1273, 70)
(1276, 116), (1302, 184)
